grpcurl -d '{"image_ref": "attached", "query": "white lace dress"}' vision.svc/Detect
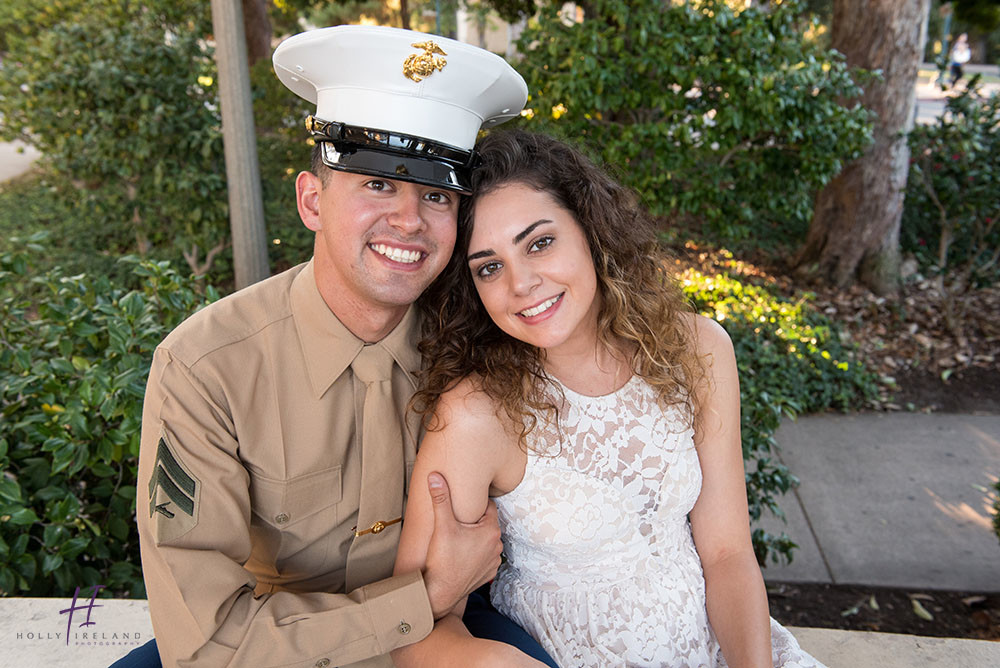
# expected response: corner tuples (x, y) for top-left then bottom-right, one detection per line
(490, 376), (825, 668)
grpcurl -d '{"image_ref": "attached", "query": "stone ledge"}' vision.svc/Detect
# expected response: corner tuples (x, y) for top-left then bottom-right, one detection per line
(791, 626), (999, 668)
(1, 598), (997, 667)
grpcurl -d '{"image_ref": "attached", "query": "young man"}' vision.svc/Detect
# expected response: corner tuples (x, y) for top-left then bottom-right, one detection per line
(124, 26), (553, 667)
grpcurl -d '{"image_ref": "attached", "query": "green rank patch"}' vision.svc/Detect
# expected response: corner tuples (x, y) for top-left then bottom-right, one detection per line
(148, 435), (200, 544)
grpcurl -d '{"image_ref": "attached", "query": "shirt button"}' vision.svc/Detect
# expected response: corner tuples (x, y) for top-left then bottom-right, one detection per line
(315, 659), (330, 668)
(398, 621), (411, 635)
(274, 513), (289, 524)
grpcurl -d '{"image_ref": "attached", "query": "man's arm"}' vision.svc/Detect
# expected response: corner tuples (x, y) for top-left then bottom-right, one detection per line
(139, 349), (437, 667)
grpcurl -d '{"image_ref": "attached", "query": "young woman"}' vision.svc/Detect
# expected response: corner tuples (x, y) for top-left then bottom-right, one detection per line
(392, 130), (824, 667)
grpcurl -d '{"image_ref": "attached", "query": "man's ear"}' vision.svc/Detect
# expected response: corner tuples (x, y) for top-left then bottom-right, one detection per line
(296, 171), (323, 232)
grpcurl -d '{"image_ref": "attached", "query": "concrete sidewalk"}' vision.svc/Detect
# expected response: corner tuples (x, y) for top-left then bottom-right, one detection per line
(0, 140), (40, 182)
(760, 413), (1000, 592)
(914, 62), (1000, 125)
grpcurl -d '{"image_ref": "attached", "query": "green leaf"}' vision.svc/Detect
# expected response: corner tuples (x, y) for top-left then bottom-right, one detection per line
(49, 358), (76, 375)
(43, 524), (69, 547)
(13, 554), (36, 581)
(108, 561), (134, 584)
(41, 553), (64, 575)
(59, 536), (90, 559)
(0, 477), (22, 503)
(4, 507), (40, 526)
(108, 516), (130, 542)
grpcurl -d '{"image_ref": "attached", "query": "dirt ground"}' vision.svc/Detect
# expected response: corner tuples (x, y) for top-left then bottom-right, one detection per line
(672, 243), (1000, 640)
(767, 582), (1000, 641)
(891, 365), (1000, 414)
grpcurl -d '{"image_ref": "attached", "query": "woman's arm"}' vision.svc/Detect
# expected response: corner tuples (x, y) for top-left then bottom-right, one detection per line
(687, 315), (773, 668)
(391, 379), (544, 668)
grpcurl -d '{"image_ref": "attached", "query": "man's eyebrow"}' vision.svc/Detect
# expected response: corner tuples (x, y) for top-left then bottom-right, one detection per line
(467, 219), (554, 263)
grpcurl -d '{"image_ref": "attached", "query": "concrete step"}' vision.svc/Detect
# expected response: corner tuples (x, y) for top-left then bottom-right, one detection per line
(1, 596), (152, 668)
(1, 597), (998, 667)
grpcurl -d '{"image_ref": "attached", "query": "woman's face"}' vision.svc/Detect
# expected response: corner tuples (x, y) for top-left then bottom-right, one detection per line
(466, 182), (601, 355)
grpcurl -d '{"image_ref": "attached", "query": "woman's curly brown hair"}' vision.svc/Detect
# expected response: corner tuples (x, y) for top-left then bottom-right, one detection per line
(412, 129), (704, 448)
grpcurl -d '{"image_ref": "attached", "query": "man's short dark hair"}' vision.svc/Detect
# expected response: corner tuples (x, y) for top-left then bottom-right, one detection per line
(310, 143), (330, 182)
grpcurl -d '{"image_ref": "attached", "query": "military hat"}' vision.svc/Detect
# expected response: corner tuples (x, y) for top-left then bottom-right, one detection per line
(272, 25), (527, 193)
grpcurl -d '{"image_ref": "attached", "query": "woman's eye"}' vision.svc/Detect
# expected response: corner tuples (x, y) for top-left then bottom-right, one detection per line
(475, 261), (502, 278)
(529, 235), (554, 252)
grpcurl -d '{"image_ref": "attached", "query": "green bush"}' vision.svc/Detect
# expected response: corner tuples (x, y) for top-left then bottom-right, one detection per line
(0, 175), (126, 285)
(902, 82), (1000, 291)
(0, 1), (320, 287)
(681, 264), (879, 565)
(0, 242), (216, 596)
(514, 0), (872, 244)
(0, 1), (230, 280)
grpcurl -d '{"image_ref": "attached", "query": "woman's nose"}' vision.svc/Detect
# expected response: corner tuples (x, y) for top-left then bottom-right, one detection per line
(509, 261), (541, 296)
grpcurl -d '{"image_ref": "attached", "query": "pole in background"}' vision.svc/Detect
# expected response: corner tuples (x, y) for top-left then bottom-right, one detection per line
(210, 0), (270, 290)
(940, 2), (953, 58)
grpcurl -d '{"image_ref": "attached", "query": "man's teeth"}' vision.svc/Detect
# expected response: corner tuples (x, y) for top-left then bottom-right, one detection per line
(520, 295), (560, 317)
(372, 244), (422, 264)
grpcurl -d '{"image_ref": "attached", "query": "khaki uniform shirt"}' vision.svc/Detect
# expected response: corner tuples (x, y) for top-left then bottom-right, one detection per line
(137, 261), (433, 667)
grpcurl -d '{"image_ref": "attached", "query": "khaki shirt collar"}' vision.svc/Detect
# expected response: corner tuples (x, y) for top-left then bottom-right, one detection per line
(291, 260), (421, 399)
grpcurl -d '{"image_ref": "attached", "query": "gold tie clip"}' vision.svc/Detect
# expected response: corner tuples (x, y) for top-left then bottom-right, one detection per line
(352, 517), (402, 537)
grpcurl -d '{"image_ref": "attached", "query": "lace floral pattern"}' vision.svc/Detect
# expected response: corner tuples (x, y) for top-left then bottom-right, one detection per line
(491, 376), (825, 668)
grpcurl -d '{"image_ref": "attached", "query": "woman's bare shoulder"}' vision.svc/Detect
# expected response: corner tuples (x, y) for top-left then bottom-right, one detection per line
(423, 375), (518, 460)
(679, 312), (734, 356)
(433, 374), (503, 428)
(417, 375), (521, 520)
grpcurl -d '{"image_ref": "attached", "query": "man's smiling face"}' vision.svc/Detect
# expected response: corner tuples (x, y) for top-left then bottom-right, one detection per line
(302, 168), (459, 322)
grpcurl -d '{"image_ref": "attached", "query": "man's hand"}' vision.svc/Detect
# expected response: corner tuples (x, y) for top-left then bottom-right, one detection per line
(422, 471), (503, 619)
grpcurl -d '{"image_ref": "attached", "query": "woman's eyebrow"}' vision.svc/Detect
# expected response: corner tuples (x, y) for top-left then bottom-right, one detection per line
(467, 248), (494, 262)
(513, 219), (552, 244)
(467, 219), (554, 263)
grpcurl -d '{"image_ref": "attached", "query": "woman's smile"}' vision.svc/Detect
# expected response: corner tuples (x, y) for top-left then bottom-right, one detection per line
(517, 293), (563, 319)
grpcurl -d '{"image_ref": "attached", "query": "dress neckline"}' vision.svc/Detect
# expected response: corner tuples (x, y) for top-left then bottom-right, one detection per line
(550, 373), (639, 400)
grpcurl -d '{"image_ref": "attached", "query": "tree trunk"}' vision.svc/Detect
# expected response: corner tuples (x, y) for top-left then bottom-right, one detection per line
(794, 0), (931, 295)
(212, 0), (271, 289)
(242, 0), (272, 66)
(400, 0), (410, 30)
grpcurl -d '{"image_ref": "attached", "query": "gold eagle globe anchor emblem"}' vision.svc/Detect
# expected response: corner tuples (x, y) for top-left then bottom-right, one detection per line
(403, 41), (448, 82)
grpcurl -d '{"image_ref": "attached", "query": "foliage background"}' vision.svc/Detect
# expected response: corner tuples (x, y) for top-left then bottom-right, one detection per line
(514, 0), (873, 245)
(4, 0), (979, 596)
(0, 245), (217, 596)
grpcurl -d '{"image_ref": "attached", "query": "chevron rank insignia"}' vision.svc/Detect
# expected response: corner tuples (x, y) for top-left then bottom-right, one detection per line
(148, 435), (200, 543)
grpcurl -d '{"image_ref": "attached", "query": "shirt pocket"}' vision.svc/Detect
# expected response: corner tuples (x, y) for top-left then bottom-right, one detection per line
(249, 465), (343, 531)
(247, 466), (344, 578)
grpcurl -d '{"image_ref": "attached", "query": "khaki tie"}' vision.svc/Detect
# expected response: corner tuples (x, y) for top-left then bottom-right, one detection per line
(344, 344), (405, 591)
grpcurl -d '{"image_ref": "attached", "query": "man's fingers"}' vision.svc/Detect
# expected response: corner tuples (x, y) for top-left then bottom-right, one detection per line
(480, 499), (498, 524)
(427, 471), (455, 527)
